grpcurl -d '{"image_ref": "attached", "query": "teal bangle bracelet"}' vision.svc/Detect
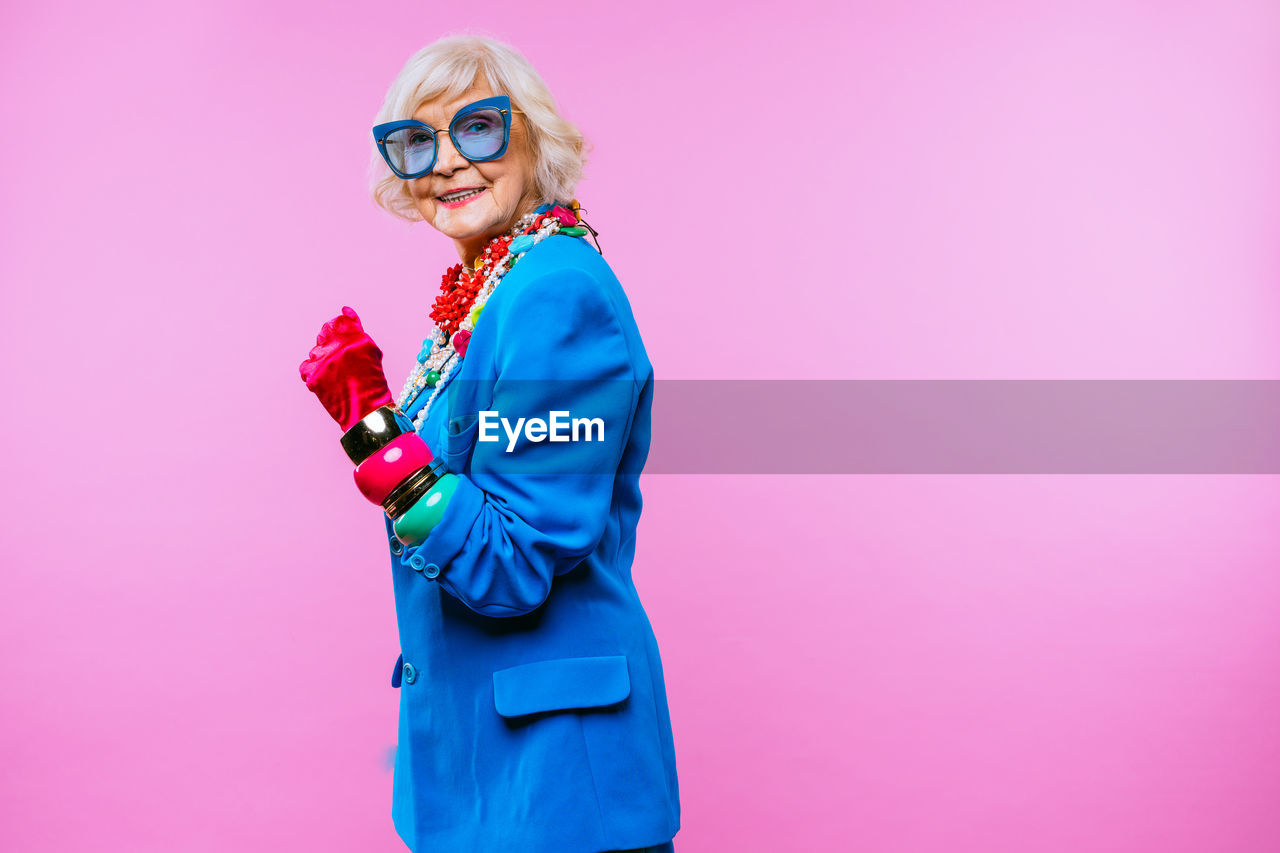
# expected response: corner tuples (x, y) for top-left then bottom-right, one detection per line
(393, 473), (461, 547)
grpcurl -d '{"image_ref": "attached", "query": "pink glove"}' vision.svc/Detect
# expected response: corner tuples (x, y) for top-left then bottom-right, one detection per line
(299, 306), (395, 432)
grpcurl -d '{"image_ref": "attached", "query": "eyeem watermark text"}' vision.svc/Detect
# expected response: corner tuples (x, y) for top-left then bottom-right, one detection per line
(478, 410), (605, 452)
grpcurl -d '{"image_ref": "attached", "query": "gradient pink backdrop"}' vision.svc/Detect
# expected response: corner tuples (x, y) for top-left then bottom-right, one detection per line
(3, 1), (1278, 851)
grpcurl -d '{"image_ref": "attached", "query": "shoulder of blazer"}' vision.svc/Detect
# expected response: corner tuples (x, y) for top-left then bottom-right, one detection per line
(504, 234), (613, 293)
(485, 236), (618, 325)
(496, 234), (651, 383)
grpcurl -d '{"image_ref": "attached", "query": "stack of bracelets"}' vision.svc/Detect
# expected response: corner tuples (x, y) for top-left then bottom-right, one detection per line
(341, 404), (459, 547)
(334, 203), (595, 552)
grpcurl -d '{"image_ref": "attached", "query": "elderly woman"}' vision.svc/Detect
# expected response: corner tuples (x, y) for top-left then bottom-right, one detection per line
(298, 34), (680, 853)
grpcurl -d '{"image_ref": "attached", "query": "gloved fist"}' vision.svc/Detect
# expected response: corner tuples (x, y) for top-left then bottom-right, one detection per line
(299, 306), (395, 432)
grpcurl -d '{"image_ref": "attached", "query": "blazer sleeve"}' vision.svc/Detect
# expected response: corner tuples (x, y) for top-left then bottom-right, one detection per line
(400, 264), (639, 617)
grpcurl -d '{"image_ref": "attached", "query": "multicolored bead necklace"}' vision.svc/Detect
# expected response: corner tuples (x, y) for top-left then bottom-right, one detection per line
(396, 199), (591, 431)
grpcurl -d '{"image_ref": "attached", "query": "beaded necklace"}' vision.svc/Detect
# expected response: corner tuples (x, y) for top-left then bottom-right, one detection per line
(396, 200), (589, 431)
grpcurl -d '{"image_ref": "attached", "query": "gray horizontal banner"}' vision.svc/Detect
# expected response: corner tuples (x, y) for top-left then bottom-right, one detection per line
(645, 380), (1280, 473)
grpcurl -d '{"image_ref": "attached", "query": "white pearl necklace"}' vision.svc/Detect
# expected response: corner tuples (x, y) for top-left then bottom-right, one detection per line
(397, 210), (567, 432)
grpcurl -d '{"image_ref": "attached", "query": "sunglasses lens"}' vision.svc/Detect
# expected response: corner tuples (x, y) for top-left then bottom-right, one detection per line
(382, 127), (436, 175)
(451, 108), (506, 160)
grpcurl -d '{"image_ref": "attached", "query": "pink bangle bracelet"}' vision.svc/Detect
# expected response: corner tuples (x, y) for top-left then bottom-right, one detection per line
(354, 432), (437, 505)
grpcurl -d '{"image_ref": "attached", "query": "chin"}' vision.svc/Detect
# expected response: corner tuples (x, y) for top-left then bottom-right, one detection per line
(450, 217), (499, 239)
(451, 211), (507, 235)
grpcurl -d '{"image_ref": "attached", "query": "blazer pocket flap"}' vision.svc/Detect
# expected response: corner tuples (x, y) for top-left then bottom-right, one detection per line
(447, 411), (479, 439)
(492, 655), (631, 718)
(443, 412), (481, 466)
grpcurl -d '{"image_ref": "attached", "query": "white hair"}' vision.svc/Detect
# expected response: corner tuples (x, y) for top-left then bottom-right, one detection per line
(369, 33), (590, 222)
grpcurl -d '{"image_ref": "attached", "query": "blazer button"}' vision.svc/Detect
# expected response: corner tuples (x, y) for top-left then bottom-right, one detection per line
(402, 662), (417, 685)
(424, 562), (440, 578)
(408, 553), (426, 572)
(389, 535), (404, 556)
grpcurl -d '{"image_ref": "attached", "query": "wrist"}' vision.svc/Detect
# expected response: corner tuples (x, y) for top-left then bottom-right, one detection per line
(393, 472), (461, 547)
(340, 388), (395, 432)
(340, 404), (415, 465)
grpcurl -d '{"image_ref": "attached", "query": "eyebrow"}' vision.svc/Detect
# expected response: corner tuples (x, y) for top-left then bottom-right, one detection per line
(414, 99), (481, 126)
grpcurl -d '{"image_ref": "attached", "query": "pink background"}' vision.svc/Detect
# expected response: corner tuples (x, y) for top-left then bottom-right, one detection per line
(3, 1), (1278, 851)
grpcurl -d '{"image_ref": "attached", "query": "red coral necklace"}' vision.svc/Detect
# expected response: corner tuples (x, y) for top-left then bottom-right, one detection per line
(396, 200), (592, 431)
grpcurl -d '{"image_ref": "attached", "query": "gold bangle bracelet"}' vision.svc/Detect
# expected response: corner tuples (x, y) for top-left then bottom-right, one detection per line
(381, 461), (447, 518)
(340, 405), (416, 465)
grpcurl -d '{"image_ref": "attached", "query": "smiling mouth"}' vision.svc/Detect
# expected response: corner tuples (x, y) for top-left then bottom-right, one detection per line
(438, 187), (486, 203)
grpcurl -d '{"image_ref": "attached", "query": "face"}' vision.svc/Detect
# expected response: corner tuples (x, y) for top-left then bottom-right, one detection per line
(407, 82), (539, 260)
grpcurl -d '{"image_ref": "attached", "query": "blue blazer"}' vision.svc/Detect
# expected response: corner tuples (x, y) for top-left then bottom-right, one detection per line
(381, 230), (681, 853)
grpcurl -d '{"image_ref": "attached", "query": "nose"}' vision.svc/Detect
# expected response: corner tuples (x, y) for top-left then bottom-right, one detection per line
(432, 132), (468, 175)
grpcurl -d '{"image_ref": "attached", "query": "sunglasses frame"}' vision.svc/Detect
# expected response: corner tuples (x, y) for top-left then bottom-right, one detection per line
(372, 94), (524, 179)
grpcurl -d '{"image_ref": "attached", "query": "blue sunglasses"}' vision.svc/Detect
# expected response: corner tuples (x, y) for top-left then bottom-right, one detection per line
(372, 94), (524, 179)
